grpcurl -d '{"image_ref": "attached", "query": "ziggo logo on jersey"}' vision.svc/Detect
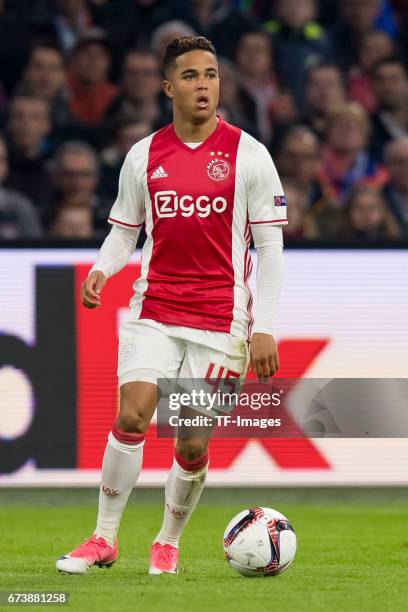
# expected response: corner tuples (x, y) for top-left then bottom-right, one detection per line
(154, 190), (227, 218)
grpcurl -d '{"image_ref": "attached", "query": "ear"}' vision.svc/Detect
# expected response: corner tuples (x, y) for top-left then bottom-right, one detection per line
(163, 79), (174, 99)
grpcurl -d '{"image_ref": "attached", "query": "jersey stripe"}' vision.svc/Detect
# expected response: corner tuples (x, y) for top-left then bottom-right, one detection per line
(249, 219), (287, 225)
(108, 217), (143, 228)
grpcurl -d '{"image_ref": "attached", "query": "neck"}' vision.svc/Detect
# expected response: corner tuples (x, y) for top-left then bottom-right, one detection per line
(172, 111), (218, 143)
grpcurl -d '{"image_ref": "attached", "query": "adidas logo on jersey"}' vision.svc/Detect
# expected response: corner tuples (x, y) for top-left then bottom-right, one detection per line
(151, 166), (168, 179)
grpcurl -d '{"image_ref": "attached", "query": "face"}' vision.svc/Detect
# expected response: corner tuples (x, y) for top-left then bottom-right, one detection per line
(0, 139), (8, 183)
(279, 133), (320, 185)
(341, 0), (380, 34)
(25, 48), (65, 99)
(71, 43), (110, 84)
(51, 207), (93, 238)
(8, 97), (50, 152)
(358, 32), (393, 72)
(385, 141), (408, 190)
(235, 33), (272, 79)
(350, 191), (384, 231)
(122, 52), (161, 102)
(374, 64), (408, 109)
(278, 0), (315, 29)
(115, 122), (151, 157)
(306, 67), (346, 113)
(328, 117), (366, 153)
(55, 151), (98, 197)
(164, 50), (219, 123)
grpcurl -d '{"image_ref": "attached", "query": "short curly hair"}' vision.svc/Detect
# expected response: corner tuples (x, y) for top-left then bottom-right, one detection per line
(163, 35), (217, 78)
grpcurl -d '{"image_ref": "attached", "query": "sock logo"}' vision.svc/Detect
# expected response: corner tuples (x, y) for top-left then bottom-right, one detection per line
(166, 503), (187, 517)
(102, 485), (119, 496)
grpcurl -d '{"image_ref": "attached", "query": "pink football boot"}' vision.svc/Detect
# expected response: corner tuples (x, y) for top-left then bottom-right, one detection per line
(56, 535), (117, 574)
(148, 542), (179, 575)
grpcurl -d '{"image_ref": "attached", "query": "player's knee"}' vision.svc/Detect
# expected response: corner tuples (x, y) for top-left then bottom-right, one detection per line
(116, 409), (149, 434)
(176, 439), (208, 461)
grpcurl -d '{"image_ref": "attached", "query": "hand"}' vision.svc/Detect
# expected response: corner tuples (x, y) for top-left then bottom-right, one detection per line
(249, 333), (279, 382)
(81, 270), (107, 309)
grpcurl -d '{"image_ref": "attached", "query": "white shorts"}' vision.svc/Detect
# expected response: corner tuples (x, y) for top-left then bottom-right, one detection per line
(118, 318), (249, 387)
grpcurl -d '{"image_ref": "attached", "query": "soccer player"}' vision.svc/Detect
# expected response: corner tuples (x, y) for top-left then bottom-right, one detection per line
(56, 36), (287, 575)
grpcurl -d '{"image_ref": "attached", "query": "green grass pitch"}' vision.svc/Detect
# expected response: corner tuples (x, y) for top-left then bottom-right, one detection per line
(1, 487), (408, 612)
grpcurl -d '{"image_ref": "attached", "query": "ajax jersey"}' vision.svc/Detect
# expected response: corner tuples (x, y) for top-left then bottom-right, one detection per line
(108, 117), (287, 341)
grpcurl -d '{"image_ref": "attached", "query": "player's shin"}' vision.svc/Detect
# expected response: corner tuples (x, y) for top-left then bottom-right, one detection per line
(155, 450), (209, 547)
(95, 424), (145, 547)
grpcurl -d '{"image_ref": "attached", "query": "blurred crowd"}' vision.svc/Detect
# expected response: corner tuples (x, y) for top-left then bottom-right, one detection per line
(0, 0), (408, 242)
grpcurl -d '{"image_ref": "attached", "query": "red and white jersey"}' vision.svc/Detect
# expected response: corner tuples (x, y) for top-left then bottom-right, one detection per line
(108, 117), (287, 341)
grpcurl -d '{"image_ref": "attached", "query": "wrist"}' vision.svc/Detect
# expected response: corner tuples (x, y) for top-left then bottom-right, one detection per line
(89, 266), (109, 279)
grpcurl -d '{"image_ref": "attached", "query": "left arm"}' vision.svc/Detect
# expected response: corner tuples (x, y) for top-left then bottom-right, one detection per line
(250, 224), (284, 381)
(243, 136), (287, 381)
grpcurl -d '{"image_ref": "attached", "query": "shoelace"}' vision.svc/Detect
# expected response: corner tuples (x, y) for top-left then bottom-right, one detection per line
(156, 545), (176, 565)
(74, 535), (106, 556)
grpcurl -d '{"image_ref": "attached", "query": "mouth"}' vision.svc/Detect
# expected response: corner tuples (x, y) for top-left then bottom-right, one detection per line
(196, 95), (210, 109)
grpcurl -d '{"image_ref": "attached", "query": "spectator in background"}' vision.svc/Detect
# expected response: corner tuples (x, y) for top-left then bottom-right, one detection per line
(90, 0), (176, 61)
(382, 137), (408, 236)
(0, 135), (43, 239)
(48, 140), (108, 232)
(33, 0), (94, 56)
(329, 0), (395, 69)
(20, 41), (71, 127)
(370, 57), (408, 160)
(104, 49), (163, 127)
(48, 199), (94, 238)
(277, 125), (333, 209)
(321, 102), (388, 203)
(67, 28), (118, 126)
(100, 117), (152, 201)
(340, 183), (400, 239)
(234, 29), (297, 145)
(150, 20), (197, 59)
(282, 180), (318, 239)
(348, 30), (395, 113)
(304, 63), (347, 138)
(217, 57), (257, 136)
(175, 0), (254, 59)
(266, 0), (330, 108)
(5, 93), (53, 210)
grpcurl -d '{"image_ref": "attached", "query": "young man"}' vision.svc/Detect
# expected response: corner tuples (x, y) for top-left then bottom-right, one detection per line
(56, 36), (287, 575)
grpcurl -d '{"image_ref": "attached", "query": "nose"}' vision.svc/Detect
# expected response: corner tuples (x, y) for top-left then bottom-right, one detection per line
(196, 75), (208, 90)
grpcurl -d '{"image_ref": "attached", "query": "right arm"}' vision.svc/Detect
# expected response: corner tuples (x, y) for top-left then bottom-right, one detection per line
(81, 146), (146, 309)
(81, 225), (141, 308)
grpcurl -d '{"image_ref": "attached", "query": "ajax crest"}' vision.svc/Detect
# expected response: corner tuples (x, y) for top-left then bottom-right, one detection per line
(207, 153), (230, 181)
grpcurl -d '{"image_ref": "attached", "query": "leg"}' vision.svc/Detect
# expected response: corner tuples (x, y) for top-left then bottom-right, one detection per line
(57, 379), (158, 574)
(149, 336), (248, 574)
(149, 435), (209, 575)
(95, 380), (158, 546)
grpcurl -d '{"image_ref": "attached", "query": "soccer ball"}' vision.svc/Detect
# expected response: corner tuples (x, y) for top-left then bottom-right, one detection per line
(223, 506), (296, 577)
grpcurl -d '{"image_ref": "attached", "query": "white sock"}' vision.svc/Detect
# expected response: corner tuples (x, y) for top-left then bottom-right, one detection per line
(155, 455), (208, 548)
(95, 431), (144, 547)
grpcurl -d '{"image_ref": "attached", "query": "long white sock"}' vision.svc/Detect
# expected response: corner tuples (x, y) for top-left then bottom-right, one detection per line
(95, 430), (144, 547)
(155, 452), (208, 548)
